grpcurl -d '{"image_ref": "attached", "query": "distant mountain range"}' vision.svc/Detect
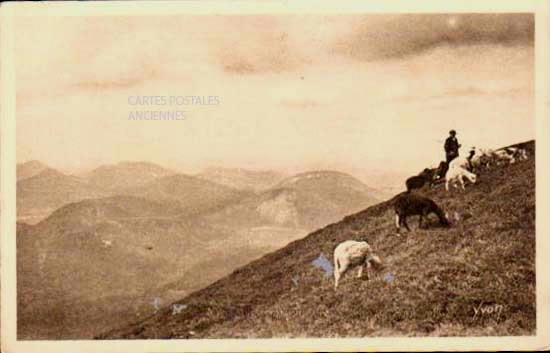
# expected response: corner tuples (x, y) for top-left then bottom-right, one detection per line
(83, 161), (176, 191)
(196, 167), (288, 192)
(16, 161), (384, 339)
(117, 173), (253, 217)
(17, 168), (108, 224)
(16, 160), (48, 181)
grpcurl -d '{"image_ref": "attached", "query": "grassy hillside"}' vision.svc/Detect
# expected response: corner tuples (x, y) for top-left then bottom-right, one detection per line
(100, 140), (535, 339)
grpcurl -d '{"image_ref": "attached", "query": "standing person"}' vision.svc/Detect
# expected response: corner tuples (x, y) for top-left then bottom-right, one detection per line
(444, 129), (461, 164)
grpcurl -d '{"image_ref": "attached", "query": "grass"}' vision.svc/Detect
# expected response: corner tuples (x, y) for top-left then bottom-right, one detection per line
(98, 140), (536, 339)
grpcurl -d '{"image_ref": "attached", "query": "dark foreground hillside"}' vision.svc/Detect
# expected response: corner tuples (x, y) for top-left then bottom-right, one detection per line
(100, 141), (535, 339)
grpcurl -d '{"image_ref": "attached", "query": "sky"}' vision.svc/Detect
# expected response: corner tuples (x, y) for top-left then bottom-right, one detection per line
(15, 13), (535, 178)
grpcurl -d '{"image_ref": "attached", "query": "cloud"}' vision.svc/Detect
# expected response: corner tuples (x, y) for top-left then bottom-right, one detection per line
(215, 17), (312, 75)
(217, 14), (534, 74)
(218, 34), (308, 75)
(333, 14), (534, 61)
(73, 63), (159, 91)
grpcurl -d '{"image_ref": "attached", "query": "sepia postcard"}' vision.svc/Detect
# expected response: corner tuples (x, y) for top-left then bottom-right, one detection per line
(1, 0), (550, 352)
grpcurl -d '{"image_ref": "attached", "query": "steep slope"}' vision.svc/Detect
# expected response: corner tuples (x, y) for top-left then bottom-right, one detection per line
(204, 170), (381, 230)
(196, 167), (287, 192)
(16, 168), (108, 224)
(84, 161), (176, 191)
(100, 141), (535, 339)
(117, 174), (253, 217)
(16, 160), (48, 181)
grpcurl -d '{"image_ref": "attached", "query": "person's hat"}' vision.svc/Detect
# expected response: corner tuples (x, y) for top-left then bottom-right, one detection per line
(449, 129), (456, 135)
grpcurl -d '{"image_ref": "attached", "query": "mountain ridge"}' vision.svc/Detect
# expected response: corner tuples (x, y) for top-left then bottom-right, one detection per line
(116, 173), (254, 217)
(16, 167), (109, 224)
(84, 161), (177, 191)
(201, 170), (381, 230)
(16, 160), (48, 181)
(196, 167), (288, 192)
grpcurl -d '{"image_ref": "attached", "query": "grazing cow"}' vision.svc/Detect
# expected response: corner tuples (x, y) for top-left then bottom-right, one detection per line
(406, 175), (426, 191)
(478, 147), (528, 167)
(453, 146), (494, 173)
(516, 148), (529, 161)
(470, 148), (493, 170)
(445, 164), (477, 191)
(406, 168), (436, 191)
(393, 193), (450, 232)
(493, 149), (516, 164)
(497, 147), (528, 164)
(333, 240), (383, 289)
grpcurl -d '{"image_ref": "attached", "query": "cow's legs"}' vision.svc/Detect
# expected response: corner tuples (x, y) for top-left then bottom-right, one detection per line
(395, 214), (400, 229)
(364, 258), (373, 280)
(356, 264), (363, 278)
(402, 216), (410, 232)
(334, 259), (350, 289)
(459, 175), (466, 190)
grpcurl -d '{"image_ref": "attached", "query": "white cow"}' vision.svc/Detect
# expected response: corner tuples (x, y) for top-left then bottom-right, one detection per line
(470, 148), (492, 170)
(333, 240), (383, 289)
(448, 154), (471, 171)
(496, 147), (528, 164)
(478, 147), (528, 166)
(445, 164), (477, 191)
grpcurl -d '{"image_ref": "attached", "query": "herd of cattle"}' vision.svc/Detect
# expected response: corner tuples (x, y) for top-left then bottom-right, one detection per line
(406, 145), (529, 192)
(332, 144), (530, 289)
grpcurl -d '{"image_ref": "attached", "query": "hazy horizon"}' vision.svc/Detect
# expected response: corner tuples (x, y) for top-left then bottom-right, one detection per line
(16, 14), (534, 177)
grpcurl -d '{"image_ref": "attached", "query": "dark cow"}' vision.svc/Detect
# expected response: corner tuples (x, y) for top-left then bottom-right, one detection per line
(393, 192), (450, 232)
(405, 168), (436, 192)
